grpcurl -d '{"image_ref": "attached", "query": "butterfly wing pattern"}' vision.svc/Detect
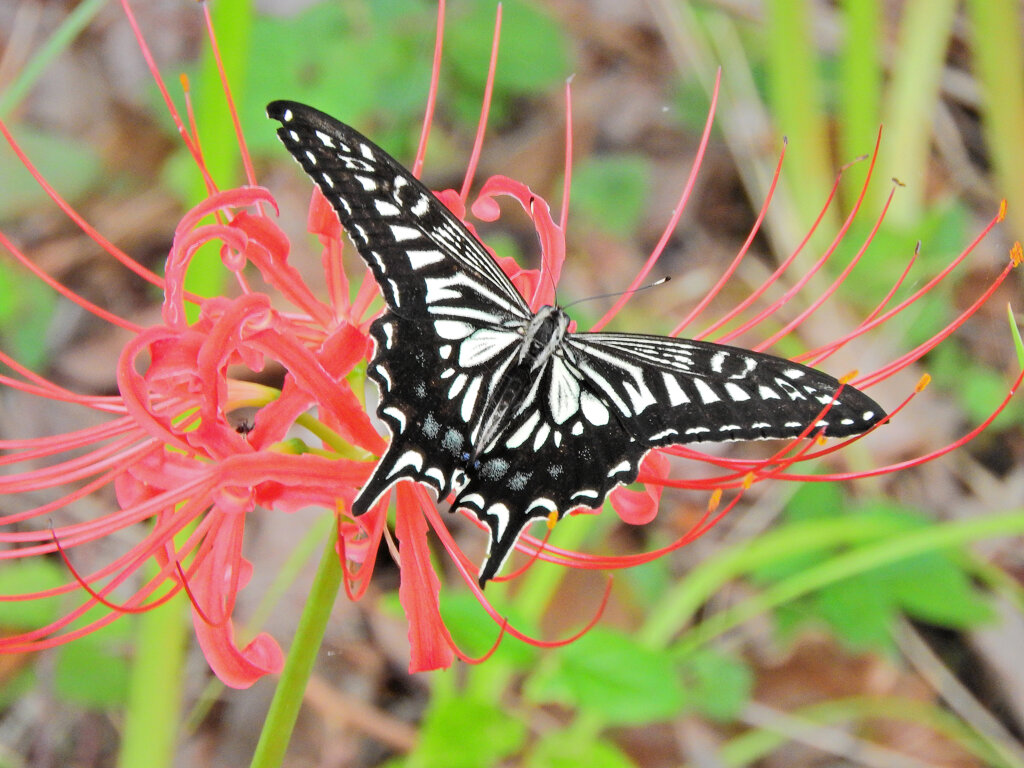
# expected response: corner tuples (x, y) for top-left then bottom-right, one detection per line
(267, 101), (887, 584)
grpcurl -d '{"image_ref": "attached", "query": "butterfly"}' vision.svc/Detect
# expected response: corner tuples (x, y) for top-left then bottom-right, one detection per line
(267, 101), (886, 585)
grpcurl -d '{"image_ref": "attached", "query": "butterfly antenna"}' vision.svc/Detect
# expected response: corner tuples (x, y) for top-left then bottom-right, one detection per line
(562, 276), (671, 310)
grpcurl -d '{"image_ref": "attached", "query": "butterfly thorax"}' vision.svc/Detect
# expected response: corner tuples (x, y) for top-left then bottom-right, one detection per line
(471, 306), (570, 460)
(517, 305), (570, 369)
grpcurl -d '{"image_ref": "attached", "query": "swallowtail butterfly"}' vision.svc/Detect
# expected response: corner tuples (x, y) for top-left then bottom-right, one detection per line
(267, 101), (886, 585)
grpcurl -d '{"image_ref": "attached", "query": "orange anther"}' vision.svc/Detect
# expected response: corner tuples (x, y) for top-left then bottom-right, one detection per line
(916, 373), (932, 392)
(547, 510), (559, 529)
(1011, 242), (1023, 268)
(999, 199), (1008, 222)
(708, 488), (723, 511)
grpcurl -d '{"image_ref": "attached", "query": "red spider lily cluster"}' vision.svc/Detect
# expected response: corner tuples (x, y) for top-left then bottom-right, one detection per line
(0, 0), (1019, 686)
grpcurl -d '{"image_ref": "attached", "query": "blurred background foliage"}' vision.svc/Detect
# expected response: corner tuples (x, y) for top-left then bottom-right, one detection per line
(0, 1), (1022, 767)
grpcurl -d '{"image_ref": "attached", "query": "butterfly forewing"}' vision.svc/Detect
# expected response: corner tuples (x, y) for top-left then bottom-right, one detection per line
(268, 100), (887, 585)
(568, 333), (884, 444)
(267, 101), (529, 319)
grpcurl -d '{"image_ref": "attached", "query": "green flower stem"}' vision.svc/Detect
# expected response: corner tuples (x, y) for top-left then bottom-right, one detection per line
(117, 589), (188, 768)
(184, 513), (335, 732)
(250, 520), (344, 768)
(673, 512), (1024, 656)
(967, 0), (1024, 244)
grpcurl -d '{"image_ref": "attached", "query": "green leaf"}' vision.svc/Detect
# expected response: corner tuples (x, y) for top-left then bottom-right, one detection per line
(526, 734), (636, 768)
(957, 363), (1021, 429)
(414, 696), (526, 768)
(54, 620), (131, 709)
(244, 1), (434, 156)
(1009, 303), (1023, 368)
(440, 590), (538, 670)
(755, 502), (994, 651)
(570, 155), (652, 238)
(0, 558), (65, 629)
(748, 481), (847, 583)
(678, 648), (753, 722)
(0, 275), (58, 370)
(525, 627), (685, 724)
(446, 0), (569, 96)
(814, 570), (897, 650)
(889, 553), (994, 628)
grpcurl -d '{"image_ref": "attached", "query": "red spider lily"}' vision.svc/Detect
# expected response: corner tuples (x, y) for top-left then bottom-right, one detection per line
(0, 0), (1020, 687)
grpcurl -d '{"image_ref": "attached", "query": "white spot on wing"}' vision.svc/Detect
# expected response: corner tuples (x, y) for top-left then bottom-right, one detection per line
(548, 359), (581, 424)
(406, 249), (445, 269)
(483, 503), (511, 539)
(694, 379), (720, 404)
(412, 195), (431, 217)
(607, 460), (631, 478)
(460, 377), (482, 422)
(580, 391), (610, 426)
(533, 422), (551, 450)
(458, 329), (519, 367)
(663, 372), (690, 406)
(505, 411), (541, 449)
(390, 224), (420, 242)
(434, 320), (475, 339)
(374, 199), (401, 216)
(725, 382), (750, 401)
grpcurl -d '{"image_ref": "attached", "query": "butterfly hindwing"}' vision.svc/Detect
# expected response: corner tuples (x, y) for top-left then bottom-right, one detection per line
(268, 101), (887, 585)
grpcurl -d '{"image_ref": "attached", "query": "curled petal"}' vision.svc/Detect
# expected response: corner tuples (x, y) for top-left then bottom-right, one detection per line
(609, 451), (671, 525)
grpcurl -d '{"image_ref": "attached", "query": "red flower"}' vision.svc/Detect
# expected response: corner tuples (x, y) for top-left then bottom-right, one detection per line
(0, 0), (1019, 687)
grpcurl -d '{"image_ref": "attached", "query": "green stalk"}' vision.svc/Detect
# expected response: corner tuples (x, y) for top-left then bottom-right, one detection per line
(766, 0), (834, 239)
(877, 0), (957, 226)
(184, 0), (254, 314)
(966, 0), (1024, 244)
(118, 582), (188, 768)
(837, 0), (882, 206)
(0, 0), (108, 117)
(250, 521), (344, 768)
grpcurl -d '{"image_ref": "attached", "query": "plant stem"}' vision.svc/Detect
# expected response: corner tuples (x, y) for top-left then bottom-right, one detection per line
(250, 520), (343, 768)
(117, 591), (187, 768)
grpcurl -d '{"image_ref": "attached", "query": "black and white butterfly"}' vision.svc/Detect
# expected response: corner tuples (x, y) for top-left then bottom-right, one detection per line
(267, 101), (886, 585)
